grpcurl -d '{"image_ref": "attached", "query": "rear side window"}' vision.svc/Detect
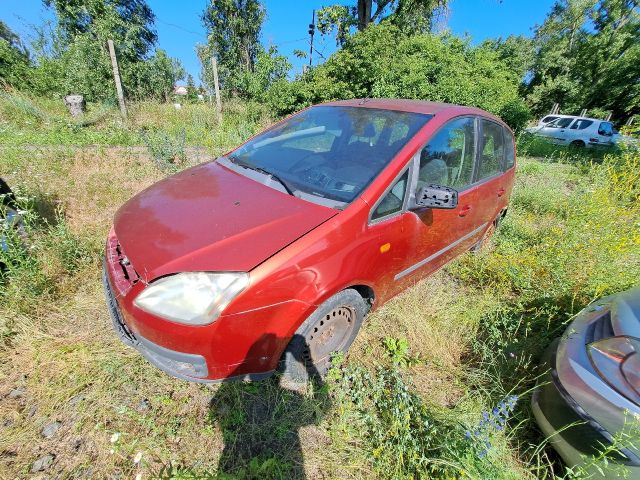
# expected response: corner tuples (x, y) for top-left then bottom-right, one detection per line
(570, 119), (593, 130)
(371, 170), (409, 221)
(417, 117), (475, 190)
(598, 122), (614, 136)
(503, 127), (515, 170)
(478, 119), (504, 180)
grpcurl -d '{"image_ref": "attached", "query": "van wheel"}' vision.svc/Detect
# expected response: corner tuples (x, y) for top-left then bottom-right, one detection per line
(570, 140), (585, 148)
(280, 289), (367, 382)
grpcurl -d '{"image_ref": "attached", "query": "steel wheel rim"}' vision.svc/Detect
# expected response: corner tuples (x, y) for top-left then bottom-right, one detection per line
(303, 305), (357, 365)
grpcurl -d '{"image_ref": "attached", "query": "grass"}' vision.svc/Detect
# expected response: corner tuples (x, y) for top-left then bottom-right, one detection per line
(0, 96), (639, 479)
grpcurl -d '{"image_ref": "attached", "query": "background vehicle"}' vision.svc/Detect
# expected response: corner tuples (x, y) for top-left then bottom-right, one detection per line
(104, 99), (516, 384)
(535, 114), (577, 128)
(0, 177), (23, 256)
(526, 116), (617, 148)
(532, 288), (640, 478)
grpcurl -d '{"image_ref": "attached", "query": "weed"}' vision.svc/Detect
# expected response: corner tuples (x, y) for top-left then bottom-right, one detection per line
(141, 128), (187, 172)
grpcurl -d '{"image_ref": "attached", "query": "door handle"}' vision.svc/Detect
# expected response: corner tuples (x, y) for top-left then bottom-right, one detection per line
(497, 188), (506, 197)
(458, 205), (471, 217)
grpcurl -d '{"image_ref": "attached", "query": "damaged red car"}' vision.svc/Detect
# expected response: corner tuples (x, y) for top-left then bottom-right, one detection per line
(103, 99), (515, 383)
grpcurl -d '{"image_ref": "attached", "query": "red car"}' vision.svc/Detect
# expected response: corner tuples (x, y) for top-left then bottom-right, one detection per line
(103, 99), (515, 383)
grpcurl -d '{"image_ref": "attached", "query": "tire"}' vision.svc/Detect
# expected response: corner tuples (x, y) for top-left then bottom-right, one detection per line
(280, 289), (368, 382)
(570, 140), (585, 148)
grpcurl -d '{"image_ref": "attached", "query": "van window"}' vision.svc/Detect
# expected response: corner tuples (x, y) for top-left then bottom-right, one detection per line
(478, 119), (504, 180)
(570, 119), (593, 130)
(417, 117), (475, 190)
(548, 117), (574, 128)
(371, 170), (409, 220)
(503, 128), (515, 170)
(598, 122), (614, 136)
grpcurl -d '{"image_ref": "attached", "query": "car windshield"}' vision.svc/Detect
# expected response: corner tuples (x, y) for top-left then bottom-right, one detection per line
(226, 106), (432, 206)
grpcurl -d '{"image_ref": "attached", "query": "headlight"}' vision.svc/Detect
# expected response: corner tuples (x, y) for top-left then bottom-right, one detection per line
(133, 272), (249, 325)
(588, 336), (640, 403)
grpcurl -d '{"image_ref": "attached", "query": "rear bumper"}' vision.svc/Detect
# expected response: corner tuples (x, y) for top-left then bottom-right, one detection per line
(532, 339), (640, 477)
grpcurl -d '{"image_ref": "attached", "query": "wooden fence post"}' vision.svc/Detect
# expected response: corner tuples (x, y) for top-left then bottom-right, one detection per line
(211, 56), (222, 123)
(107, 39), (127, 119)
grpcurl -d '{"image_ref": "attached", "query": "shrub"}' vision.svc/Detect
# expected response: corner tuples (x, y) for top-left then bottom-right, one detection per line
(267, 24), (526, 130)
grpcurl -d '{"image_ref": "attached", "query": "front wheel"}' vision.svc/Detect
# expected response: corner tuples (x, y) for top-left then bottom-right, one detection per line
(570, 140), (585, 148)
(280, 289), (367, 382)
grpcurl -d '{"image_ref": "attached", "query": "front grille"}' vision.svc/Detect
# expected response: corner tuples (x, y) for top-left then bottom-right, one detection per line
(585, 312), (614, 344)
(105, 233), (139, 296)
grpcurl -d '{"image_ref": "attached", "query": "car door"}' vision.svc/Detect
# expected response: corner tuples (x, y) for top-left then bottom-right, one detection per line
(538, 117), (575, 144)
(391, 116), (485, 289)
(473, 118), (510, 230)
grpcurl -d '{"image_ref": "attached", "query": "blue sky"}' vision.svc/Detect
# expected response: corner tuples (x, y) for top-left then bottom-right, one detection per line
(2, 0), (555, 84)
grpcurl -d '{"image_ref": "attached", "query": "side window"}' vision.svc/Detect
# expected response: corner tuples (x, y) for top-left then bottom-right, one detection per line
(478, 119), (504, 180)
(570, 119), (593, 130)
(598, 122), (613, 136)
(418, 117), (475, 190)
(503, 127), (515, 170)
(371, 170), (409, 221)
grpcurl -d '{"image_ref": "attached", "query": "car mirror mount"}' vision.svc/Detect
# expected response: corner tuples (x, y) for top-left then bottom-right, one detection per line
(411, 184), (458, 210)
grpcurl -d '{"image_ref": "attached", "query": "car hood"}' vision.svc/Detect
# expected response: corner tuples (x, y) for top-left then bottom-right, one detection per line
(114, 161), (337, 282)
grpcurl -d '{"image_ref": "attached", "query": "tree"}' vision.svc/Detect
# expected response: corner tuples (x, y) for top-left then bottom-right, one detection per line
(526, 0), (639, 122)
(317, 0), (448, 45)
(0, 21), (31, 87)
(30, 0), (182, 101)
(201, 0), (265, 96)
(268, 24), (530, 131)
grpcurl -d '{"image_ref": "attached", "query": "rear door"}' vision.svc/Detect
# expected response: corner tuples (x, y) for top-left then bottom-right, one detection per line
(393, 116), (484, 287)
(472, 118), (511, 231)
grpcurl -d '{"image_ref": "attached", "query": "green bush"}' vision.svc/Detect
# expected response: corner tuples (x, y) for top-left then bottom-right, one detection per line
(267, 24), (526, 130)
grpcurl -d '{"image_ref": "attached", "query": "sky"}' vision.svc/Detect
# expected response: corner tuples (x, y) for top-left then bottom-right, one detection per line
(1, 0), (556, 85)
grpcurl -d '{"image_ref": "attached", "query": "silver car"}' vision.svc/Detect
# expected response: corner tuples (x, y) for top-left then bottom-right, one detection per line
(525, 116), (617, 148)
(533, 288), (640, 478)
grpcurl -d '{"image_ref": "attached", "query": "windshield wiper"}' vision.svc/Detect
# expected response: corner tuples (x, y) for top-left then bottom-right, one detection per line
(227, 156), (295, 196)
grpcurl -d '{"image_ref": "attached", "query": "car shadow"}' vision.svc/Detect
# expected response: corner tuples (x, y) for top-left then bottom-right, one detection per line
(208, 334), (330, 480)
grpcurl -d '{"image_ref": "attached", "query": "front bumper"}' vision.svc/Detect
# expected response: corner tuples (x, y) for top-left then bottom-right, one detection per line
(102, 265), (211, 382)
(532, 339), (640, 478)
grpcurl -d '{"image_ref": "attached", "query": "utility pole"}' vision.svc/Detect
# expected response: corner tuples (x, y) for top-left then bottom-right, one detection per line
(308, 10), (315, 67)
(210, 55), (222, 123)
(107, 39), (127, 119)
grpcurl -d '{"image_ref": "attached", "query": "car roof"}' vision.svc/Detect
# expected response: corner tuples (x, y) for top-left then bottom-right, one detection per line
(319, 98), (502, 121)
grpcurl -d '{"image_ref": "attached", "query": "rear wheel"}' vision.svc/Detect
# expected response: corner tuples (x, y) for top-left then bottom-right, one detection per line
(570, 140), (585, 148)
(280, 289), (367, 382)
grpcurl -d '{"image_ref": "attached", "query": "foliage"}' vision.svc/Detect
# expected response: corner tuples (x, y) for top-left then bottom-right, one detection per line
(234, 46), (291, 102)
(268, 24), (530, 131)
(0, 21), (31, 88)
(141, 128), (186, 172)
(25, 0), (183, 102)
(526, 0), (640, 123)
(317, 0), (448, 45)
(200, 0), (265, 97)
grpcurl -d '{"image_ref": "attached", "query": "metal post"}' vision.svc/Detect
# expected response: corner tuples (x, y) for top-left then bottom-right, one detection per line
(107, 39), (127, 119)
(211, 55), (222, 123)
(309, 10), (315, 67)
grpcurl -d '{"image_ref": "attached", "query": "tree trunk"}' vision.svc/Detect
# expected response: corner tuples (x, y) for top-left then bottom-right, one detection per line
(357, 0), (372, 30)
